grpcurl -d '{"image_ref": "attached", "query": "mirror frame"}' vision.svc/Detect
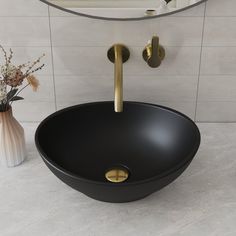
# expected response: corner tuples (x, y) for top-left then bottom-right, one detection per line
(40, 0), (207, 21)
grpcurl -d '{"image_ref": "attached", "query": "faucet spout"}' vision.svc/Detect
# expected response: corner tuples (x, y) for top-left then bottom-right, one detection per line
(107, 44), (130, 112)
(114, 45), (123, 112)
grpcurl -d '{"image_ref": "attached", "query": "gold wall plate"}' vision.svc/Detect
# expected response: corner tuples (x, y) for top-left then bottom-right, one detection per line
(143, 44), (165, 63)
(107, 44), (130, 64)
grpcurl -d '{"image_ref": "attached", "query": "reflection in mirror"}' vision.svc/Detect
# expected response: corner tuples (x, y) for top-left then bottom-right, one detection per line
(41, 0), (206, 20)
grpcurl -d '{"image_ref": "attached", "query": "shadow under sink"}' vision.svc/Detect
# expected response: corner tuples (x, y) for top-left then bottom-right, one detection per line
(35, 101), (200, 203)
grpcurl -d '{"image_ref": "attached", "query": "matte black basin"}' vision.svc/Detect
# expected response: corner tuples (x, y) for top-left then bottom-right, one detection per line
(35, 102), (200, 203)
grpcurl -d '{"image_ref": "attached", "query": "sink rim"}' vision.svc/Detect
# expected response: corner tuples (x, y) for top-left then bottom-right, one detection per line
(35, 101), (201, 187)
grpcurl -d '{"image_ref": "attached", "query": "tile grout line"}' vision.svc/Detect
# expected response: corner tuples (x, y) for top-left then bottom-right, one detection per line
(194, 2), (207, 122)
(47, 6), (58, 111)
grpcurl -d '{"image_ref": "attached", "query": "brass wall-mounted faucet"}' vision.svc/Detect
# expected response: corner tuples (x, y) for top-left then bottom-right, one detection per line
(143, 36), (165, 68)
(107, 44), (130, 112)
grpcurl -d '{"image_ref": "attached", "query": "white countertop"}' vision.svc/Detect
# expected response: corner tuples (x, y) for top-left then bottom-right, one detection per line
(0, 123), (236, 236)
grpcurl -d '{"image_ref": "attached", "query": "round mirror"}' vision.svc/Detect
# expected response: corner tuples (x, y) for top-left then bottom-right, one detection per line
(41, 0), (206, 20)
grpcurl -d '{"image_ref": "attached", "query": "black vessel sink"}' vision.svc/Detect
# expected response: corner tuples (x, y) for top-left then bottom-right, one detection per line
(35, 102), (200, 203)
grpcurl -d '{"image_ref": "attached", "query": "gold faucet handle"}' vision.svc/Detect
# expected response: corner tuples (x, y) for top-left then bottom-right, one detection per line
(143, 36), (165, 68)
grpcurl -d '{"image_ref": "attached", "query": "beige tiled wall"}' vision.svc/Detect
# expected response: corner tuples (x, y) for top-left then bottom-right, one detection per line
(0, 0), (235, 122)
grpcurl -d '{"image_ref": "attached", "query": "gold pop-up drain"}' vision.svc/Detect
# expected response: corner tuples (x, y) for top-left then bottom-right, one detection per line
(105, 168), (129, 183)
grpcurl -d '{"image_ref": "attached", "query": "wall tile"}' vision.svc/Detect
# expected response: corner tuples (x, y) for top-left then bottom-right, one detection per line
(13, 102), (56, 122)
(50, 17), (116, 47)
(148, 17), (203, 46)
(196, 101), (236, 122)
(172, 2), (205, 17)
(20, 75), (55, 102)
(52, 46), (111, 76)
(0, 17), (50, 47)
(0, 0), (48, 16)
(203, 17), (236, 46)
(50, 16), (203, 47)
(55, 75), (113, 103)
(198, 76), (236, 101)
(124, 75), (197, 101)
(55, 75), (197, 102)
(55, 75), (197, 119)
(206, 0), (236, 17)
(200, 47), (236, 75)
(53, 46), (201, 76)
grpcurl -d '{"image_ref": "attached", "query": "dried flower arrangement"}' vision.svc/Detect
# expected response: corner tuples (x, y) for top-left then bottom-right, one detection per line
(0, 45), (45, 112)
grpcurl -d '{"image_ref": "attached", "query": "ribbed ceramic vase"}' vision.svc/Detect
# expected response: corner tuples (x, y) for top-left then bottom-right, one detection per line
(0, 107), (26, 167)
